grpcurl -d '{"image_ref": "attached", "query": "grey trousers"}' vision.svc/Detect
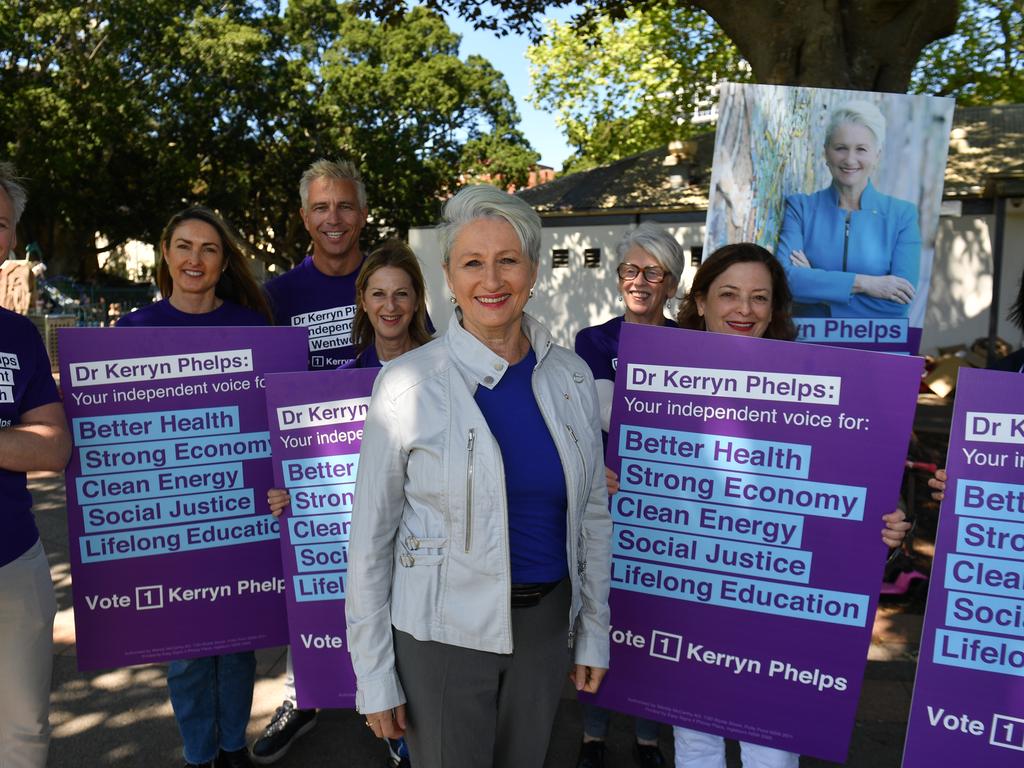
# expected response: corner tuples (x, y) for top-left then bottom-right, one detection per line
(394, 579), (572, 768)
(0, 540), (57, 768)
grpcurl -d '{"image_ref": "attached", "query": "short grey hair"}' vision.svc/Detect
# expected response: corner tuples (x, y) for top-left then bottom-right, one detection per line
(615, 222), (685, 285)
(0, 162), (28, 224)
(825, 100), (887, 150)
(299, 159), (366, 210)
(438, 185), (542, 266)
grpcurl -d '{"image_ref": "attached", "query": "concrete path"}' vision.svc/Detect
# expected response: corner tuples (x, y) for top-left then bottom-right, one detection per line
(33, 470), (922, 767)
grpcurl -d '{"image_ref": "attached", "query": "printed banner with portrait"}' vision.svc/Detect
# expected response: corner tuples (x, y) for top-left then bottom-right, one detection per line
(704, 82), (954, 354)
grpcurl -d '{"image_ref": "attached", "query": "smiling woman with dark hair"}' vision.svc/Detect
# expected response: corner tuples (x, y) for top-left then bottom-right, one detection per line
(118, 206), (269, 768)
(669, 241), (911, 768)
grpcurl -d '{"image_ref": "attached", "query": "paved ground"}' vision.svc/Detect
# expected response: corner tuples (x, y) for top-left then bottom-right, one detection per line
(33, 470), (927, 767)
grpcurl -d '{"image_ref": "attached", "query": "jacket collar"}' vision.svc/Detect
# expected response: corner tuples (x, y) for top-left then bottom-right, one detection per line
(827, 179), (881, 213)
(445, 309), (554, 391)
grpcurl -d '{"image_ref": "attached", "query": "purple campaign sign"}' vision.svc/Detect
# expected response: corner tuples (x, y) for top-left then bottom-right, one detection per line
(264, 369), (377, 709)
(590, 324), (921, 762)
(903, 368), (1024, 766)
(59, 327), (307, 670)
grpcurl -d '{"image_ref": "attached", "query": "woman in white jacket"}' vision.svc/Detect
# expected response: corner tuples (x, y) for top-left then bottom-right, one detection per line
(346, 185), (612, 768)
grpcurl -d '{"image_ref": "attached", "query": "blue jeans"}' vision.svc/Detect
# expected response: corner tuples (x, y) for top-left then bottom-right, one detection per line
(582, 702), (660, 742)
(167, 652), (256, 763)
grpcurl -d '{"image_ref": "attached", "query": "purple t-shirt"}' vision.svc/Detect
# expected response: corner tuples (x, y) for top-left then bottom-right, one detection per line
(116, 299), (266, 328)
(1, 308), (61, 566)
(339, 345), (382, 370)
(574, 314), (679, 386)
(265, 256), (361, 370)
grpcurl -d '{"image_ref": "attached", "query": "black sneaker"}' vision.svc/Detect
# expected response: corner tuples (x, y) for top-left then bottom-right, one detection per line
(576, 740), (606, 768)
(633, 741), (666, 768)
(250, 701), (318, 764)
(216, 748), (253, 768)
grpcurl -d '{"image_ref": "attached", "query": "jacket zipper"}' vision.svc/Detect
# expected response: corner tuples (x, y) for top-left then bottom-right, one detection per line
(565, 423), (589, 577)
(842, 212), (851, 272)
(465, 428), (475, 553)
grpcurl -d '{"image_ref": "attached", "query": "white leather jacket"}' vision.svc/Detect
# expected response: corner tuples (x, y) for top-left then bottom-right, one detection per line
(346, 312), (612, 714)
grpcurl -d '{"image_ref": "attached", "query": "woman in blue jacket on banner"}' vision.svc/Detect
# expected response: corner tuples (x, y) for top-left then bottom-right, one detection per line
(572, 222), (686, 768)
(118, 206), (272, 768)
(267, 239), (432, 768)
(774, 100), (921, 318)
(669, 242), (910, 768)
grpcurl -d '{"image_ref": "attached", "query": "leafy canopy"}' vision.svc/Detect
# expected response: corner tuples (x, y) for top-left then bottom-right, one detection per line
(0, 0), (537, 277)
(527, 5), (747, 170)
(912, 0), (1024, 104)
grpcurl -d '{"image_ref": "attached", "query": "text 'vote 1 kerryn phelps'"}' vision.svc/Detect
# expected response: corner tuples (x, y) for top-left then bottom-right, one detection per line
(588, 324), (921, 762)
(264, 369), (377, 709)
(903, 368), (1024, 767)
(59, 327), (307, 670)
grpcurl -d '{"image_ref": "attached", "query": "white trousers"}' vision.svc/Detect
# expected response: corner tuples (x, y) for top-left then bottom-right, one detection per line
(283, 647), (296, 703)
(0, 540), (57, 768)
(674, 726), (800, 768)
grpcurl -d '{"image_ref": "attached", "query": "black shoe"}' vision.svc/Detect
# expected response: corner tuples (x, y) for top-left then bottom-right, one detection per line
(216, 749), (253, 768)
(250, 700), (318, 764)
(633, 741), (666, 768)
(184, 762), (214, 768)
(577, 740), (606, 768)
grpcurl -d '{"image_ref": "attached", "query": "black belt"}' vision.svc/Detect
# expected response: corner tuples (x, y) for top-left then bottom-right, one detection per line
(510, 580), (561, 609)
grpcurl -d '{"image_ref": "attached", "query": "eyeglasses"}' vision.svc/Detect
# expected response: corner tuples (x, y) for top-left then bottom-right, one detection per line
(616, 262), (667, 283)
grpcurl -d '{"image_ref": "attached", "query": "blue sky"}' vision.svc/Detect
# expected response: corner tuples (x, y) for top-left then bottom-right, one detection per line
(445, 10), (575, 170)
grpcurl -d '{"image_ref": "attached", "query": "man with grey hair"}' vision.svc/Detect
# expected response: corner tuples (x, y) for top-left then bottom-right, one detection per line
(264, 158), (369, 371)
(253, 159), (367, 764)
(0, 162), (73, 768)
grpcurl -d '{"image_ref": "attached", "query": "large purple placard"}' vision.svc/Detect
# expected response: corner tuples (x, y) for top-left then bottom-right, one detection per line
(265, 369), (377, 709)
(903, 368), (1024, 766)
(590, 324), (921, 761)
(59, 327), (307, 670)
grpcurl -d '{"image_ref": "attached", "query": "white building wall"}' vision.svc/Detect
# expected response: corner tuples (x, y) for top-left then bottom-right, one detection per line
(411, 218), (705, 347)
(411, 205), (1024, 355)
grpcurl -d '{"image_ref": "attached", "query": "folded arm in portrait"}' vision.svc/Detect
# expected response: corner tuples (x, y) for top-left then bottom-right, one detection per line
(775, 182), (921, 318)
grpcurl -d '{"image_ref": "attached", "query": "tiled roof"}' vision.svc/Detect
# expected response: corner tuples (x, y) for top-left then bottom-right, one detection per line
(519, 104), (1024, 213)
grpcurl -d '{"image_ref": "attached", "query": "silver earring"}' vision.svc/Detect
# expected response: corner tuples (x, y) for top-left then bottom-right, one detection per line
(617, 295), (623, 303)
(529, 289), (534, 298)
(449, 296), (456, 304)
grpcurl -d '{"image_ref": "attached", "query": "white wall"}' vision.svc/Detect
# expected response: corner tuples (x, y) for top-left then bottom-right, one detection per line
(921, 204), (1024, 354)
(411, 219), (705, 347)
(412, 205), (1024, 355)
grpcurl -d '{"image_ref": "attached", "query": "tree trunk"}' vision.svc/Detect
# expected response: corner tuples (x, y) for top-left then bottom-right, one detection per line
(44, 221), (100, 281)
(695, 0), (959, 92)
